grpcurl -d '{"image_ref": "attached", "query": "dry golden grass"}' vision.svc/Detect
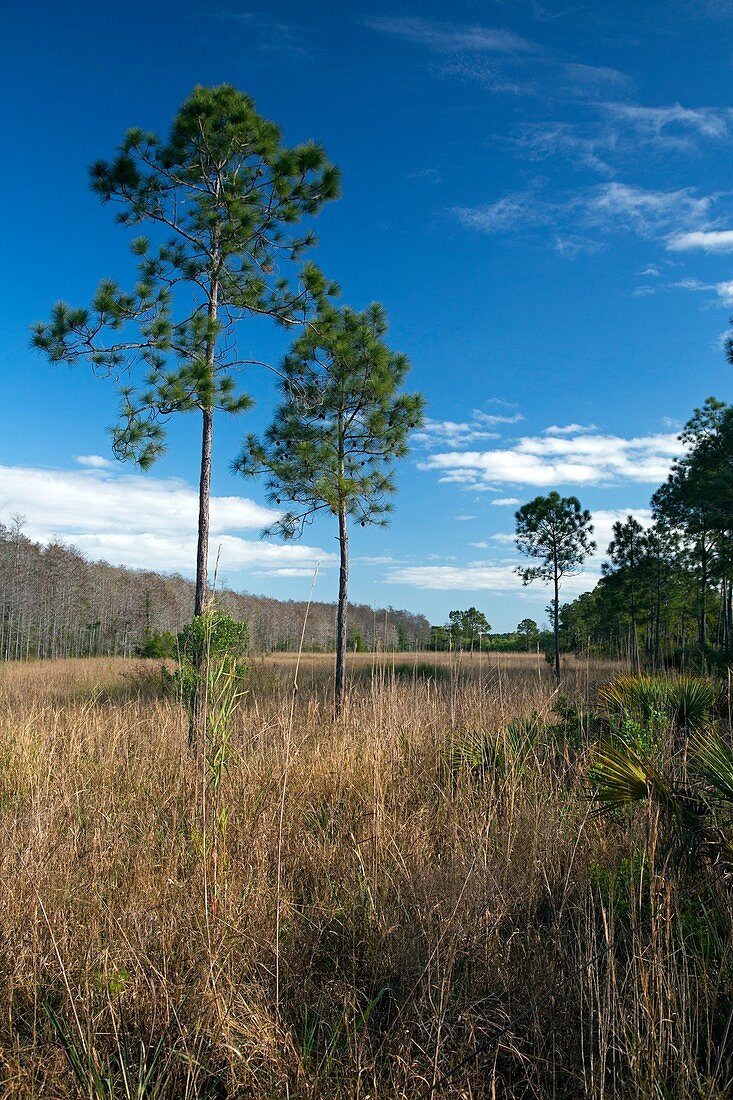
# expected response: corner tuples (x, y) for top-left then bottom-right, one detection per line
(0, 653), (731, 1097)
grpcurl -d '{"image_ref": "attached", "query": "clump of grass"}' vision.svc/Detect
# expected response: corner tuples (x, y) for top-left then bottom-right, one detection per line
(444, 714), (542, 782)
(390, 660), (450, 681)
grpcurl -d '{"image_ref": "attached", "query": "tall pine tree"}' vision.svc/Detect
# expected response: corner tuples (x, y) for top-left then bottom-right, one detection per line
(237, 303), (424, 715)
(515, 492), (595, 679)
(32, 84), (340, 617)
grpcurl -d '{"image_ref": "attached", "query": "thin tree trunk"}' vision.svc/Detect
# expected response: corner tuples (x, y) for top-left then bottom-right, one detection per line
(699, 529), (708, 650)
(553, 567), (561, 681)
(654, 552), (661, 669)
(335, 506), (349, 717)
(194, 406), (213, 617)
(190, 254), (219, 750)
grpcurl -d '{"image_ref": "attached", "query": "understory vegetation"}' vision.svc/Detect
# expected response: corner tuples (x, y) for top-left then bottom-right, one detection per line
(2, 653), (733, 1097)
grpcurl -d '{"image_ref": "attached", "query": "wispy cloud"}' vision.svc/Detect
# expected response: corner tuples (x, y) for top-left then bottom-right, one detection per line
(601, 102), (733, 146)
(507, 122), (615, 175)
(214, 12), (309, 57)
(454, 181), (716, 244)
(562, 63), (631, 88)
(583, 182), (713, 236)
(364, 16), (539, 54)
(453, 191), (554, 234)
(506, 102), (733, 183)
(650, 275), (733, 305)
(364, 15), (630, 99)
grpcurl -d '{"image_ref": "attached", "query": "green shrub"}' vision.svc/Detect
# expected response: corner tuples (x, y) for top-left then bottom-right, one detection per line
(164, 612), (248, 710)
(137, 630), (177, 659)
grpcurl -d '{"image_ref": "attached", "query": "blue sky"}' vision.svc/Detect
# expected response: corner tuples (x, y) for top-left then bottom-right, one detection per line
(2, 0), (733, 630)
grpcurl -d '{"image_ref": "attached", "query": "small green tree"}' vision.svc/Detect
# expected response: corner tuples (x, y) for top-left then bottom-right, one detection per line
(447, 607), (491, 651)
(429, 625), (450, 651)
(32, 84), (340, 618)
(516, 617), (539, 651)
(515, 492), (595, 679)
(236, 302), (424, 715)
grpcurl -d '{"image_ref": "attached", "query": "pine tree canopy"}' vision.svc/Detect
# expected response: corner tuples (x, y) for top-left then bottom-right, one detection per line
(31, 84), (341, 468)
(515, 491), (595, 584)
(236, 302), (425, 536)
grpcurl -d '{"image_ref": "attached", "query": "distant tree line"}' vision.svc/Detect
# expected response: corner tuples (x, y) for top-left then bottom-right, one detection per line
(427, 609), (549, 653)
(0, 520), (430, 661)
(553, 397), (733, 669)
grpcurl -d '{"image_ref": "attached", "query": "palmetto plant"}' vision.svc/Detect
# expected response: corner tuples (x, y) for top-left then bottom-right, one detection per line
(590, 730), (733, 879)
(444, 715), (542, 782)
(597, 674), (715, 731)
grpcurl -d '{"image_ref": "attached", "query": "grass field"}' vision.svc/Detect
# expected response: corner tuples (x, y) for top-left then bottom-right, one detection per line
(1, 652), (731, 1098)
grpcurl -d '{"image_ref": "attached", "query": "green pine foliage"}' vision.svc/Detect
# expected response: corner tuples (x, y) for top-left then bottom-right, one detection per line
(515, 492), (595, 678)
(238, 303), (424, 537)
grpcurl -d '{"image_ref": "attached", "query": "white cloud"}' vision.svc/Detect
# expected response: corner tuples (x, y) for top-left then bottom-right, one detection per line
(419, 429), (685, 490)
(667, 229), (733, 252)
(661, 275), (733, 306)
(356, 555), (401, 566)
(591, 508), (653, 556)
(387, 561), (600, 595)
(543, 423), (598, 435)
(491, 497), (520, 506)
(74, 454), (115, 469)
(414, 409), (522, 448)
(0, 464), (334, 578)
(250, 566), (322, 578)
(413, 418), (500, 447)
(475, 410), (524, 426)
(388, 562), (523, 592)
(455, 514), (477, 521)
